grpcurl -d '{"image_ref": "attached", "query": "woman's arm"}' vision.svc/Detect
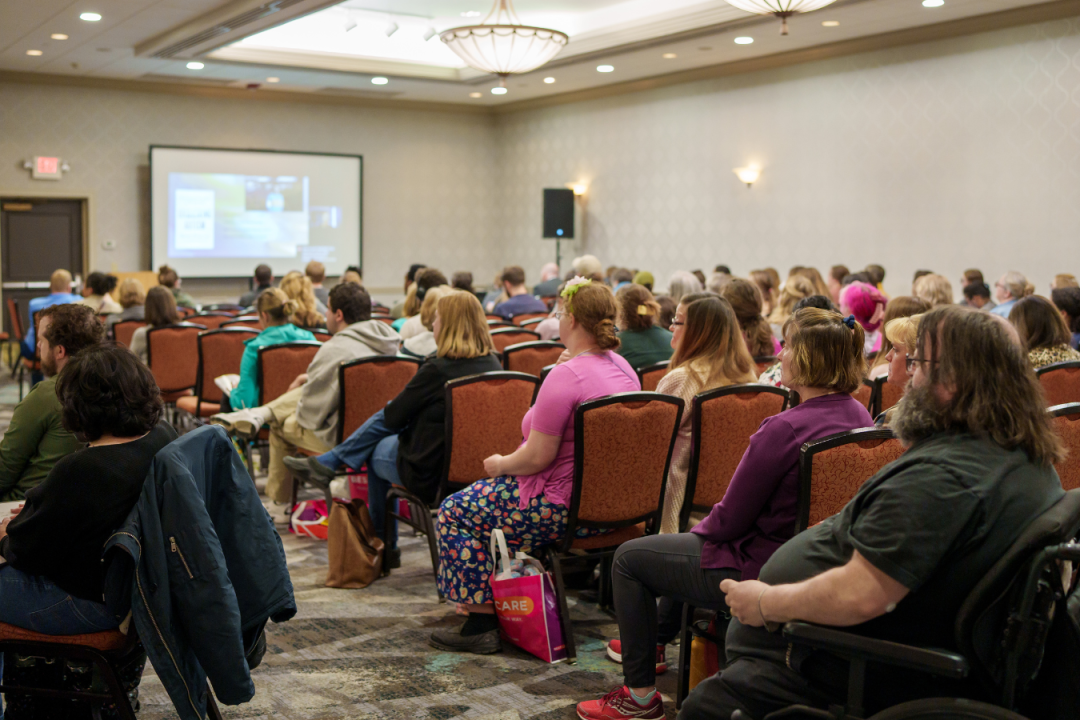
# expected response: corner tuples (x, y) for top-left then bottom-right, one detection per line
(484, 429), (561, 478)
(231, 345), (259, 409)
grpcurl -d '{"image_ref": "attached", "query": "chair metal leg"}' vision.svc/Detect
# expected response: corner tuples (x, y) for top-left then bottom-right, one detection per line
(549, 552), (578, 663)
(676, 603), (695, 710)
(206, 688), (225, 720)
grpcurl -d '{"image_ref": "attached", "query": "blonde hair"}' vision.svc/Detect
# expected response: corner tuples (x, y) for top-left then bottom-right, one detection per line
(1053, 273), (1078, 289)
(1001, 271), (1035, 300)
(342, 270), (363, 287)
(884, 314), (924, 351)
(912, 273), (953, 307)
(436, 291), (495, 359)
(50, 269), (73, 292)
(280, 271), (325, 328)
(256, 287), (298, 324)
(768, 275), (816, 326)
(420, 285), (455, 331)
(118, 278), (146, 309)
(402, 283), (421, 317)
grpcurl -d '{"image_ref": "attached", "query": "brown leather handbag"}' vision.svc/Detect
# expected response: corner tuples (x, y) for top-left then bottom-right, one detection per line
(325, 499), (385, 589)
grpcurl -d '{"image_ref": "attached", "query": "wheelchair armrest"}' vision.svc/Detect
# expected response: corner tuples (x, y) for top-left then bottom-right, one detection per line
(782, 622), (969, 680)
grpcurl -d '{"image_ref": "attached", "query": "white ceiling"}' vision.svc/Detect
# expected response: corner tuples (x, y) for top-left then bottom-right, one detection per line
(0, 0), (1066, 107)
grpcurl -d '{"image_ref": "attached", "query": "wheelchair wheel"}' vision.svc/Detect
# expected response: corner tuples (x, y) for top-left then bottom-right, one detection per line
(867, 698), (1028, 720)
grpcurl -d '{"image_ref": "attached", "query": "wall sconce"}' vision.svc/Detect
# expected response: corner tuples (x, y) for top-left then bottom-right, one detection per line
(733, 166), (761, 188)
(566, 181), (589, 197)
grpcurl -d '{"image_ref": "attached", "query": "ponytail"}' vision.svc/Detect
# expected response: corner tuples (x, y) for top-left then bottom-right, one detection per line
(256, 288), (296, 323)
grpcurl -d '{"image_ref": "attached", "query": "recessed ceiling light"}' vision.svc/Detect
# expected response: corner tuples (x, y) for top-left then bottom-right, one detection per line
(821, 20), (839, 27)
(51, 33), (69, 40)
(596, 64), (614, 73)
(491, 87), (507, 95)
(371, 76), (389, 85)
(186, 61), (204, 70)
(79, 12), (101, 21)
(266, 76), (280, 83)
(734, 36), (754, 45)
(543, 76), (555, 84)
(461, 10), (481, 17)
(922, 0), (944, 6)
(26, 49), (43, 56)
(469, 92), (482, 98)
(662, 53), (677, 59)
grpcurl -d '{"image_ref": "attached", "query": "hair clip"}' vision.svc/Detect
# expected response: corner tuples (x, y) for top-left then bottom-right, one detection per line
(842, 315), (857, 329)
(637, 304), (650, 315)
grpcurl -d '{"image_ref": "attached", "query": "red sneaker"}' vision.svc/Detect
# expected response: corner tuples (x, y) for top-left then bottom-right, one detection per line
(605, 639), (667, 674)
(577, 686), (665, 720)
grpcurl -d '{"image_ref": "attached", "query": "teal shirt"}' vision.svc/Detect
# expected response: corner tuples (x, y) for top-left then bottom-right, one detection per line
(232, 324), (317, 409)
(617, 325), (674, 371)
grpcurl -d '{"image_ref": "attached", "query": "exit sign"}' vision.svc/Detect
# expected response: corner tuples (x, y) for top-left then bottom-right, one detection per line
(30, 156), (64, 180)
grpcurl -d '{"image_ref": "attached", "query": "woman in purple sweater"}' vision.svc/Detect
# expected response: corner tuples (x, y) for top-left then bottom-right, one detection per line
(578, 309), (874, 720)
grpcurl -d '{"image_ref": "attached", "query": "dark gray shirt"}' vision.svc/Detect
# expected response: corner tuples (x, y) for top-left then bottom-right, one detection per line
(759, 431), (1064, 650)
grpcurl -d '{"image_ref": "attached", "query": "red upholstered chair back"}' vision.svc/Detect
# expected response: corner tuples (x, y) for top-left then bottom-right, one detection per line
(444, 372), (539, 492)
(490, 328), (541, 353)
(196, 328), (258, 405)
(310, 329), (332, 343)
(851, 381), (873, 413)
(222, 316), (260, 330)
(203, 304), (243, 315)
(6, 298), (24, 342)
(753, 356), (776, 376)
(338, 356), (422, 444)
(797, 429), (905, 532)
(562, 393), (683, 548)
(256, 342), (322, 405)
(878, 377), (904, 416)
(146, 323), (206, 393)
(187, 313), (233, 330)
(520, 317), (545, 329)
(681, 385), (789, 531)
(1052, 404), (1080, 491)
(112, 320), (146, 348)
(512, 312), (549, 325)
(1038, 362), (1080, 407)
(176, 306), (197, 318)
(636, 361), (669, 392)
(486, 314), (505, 323)
(502, 341), (565, 378)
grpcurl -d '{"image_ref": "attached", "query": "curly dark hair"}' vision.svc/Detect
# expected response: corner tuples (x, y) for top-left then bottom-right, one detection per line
(85, 271), (118, 296)
(56, 343), (163, 441)
(38, 303), (105, 356)
(328, 282), (372, 325)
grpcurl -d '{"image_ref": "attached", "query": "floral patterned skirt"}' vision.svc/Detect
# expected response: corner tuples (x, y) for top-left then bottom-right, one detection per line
(435, 476), (608, 604)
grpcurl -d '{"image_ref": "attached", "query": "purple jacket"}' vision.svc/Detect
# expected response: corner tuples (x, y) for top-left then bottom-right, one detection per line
(691, 393), (873, 578)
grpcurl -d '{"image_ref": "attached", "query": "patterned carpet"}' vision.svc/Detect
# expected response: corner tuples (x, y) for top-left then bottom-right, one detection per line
(0, 373), (683, 720)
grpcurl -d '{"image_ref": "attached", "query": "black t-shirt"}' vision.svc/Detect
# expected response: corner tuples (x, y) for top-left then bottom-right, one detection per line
(383, 354), (502, 504)
(0, 422), (178, 602)
(759, 431), (1064, 650)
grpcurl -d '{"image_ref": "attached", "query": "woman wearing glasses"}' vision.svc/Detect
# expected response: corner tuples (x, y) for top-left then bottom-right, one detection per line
(579, 308), (874, 720)
(875, 314), (925, 427)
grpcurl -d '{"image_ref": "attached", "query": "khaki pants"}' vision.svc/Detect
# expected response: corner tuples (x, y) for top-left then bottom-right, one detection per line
(263, 387), (332, 503)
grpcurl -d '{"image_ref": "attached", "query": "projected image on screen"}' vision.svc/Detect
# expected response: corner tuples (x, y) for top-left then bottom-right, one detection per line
(168, 173), (313, 258)
(151, 147), (361, 279)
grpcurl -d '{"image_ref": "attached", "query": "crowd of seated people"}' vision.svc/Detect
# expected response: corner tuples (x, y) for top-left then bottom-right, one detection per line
(3, 253), (1079, 720)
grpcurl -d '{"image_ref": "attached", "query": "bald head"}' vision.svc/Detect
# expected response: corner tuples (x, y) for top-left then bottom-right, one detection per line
(540, 263), (560, 282)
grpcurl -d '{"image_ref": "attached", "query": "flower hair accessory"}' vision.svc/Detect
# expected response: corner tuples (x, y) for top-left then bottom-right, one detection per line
(560, 276), (592, 312)
(842, 315), (857, 330)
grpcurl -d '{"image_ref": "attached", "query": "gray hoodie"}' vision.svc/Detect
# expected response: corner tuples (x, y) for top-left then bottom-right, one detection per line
(295, 320), (401, 445)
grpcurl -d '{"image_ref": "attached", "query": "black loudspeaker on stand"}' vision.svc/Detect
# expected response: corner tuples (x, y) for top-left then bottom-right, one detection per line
(543, 188), (575, 269)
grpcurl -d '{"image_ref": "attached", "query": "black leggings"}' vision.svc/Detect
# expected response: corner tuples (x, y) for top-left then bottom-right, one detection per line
(612, 533), (739, 688)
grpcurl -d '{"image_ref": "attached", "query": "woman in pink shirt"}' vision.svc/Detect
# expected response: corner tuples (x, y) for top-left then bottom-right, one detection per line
(430, 279), (640, 655)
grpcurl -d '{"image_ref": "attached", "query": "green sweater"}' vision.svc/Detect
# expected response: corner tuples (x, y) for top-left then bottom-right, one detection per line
(0, 376), (83, 501)
(617, 325), (674, 371)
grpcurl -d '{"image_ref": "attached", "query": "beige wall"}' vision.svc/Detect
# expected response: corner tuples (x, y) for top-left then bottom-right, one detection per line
(0, 83), (498, 296)
(494, 15), (1080, 300)
(3, 13), (1080, 303)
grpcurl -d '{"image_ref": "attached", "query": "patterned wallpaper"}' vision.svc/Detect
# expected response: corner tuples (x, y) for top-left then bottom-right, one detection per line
(3, 13), (1080, 299)
(494, 15), (1080, 298)
(0, 84), (498, 292)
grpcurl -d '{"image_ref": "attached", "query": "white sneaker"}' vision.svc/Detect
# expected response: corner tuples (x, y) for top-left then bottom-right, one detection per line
(210, 408), (270, 439)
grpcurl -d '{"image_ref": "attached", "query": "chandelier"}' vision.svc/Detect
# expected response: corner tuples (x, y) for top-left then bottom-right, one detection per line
(440, 0), (569, 87)
(723, 0), (840, 35)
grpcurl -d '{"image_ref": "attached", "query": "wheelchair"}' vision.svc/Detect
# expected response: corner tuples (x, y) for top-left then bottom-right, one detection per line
(729, 490), (1080, 720)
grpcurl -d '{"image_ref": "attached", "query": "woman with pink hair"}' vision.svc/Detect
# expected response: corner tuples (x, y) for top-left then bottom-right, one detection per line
(839, 281), (888, 356)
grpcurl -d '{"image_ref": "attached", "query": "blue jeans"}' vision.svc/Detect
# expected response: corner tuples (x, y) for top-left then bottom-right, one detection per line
(0, 564), (119, 715)
(319, 408), (403, 547)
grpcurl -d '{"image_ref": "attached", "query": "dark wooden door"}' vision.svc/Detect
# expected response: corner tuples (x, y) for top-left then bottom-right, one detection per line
(1, 199), (84, 339)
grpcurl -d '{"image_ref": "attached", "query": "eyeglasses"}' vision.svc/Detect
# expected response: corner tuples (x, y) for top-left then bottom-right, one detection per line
(554, 311), (567, 320)
(905, 356), (937, 372)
